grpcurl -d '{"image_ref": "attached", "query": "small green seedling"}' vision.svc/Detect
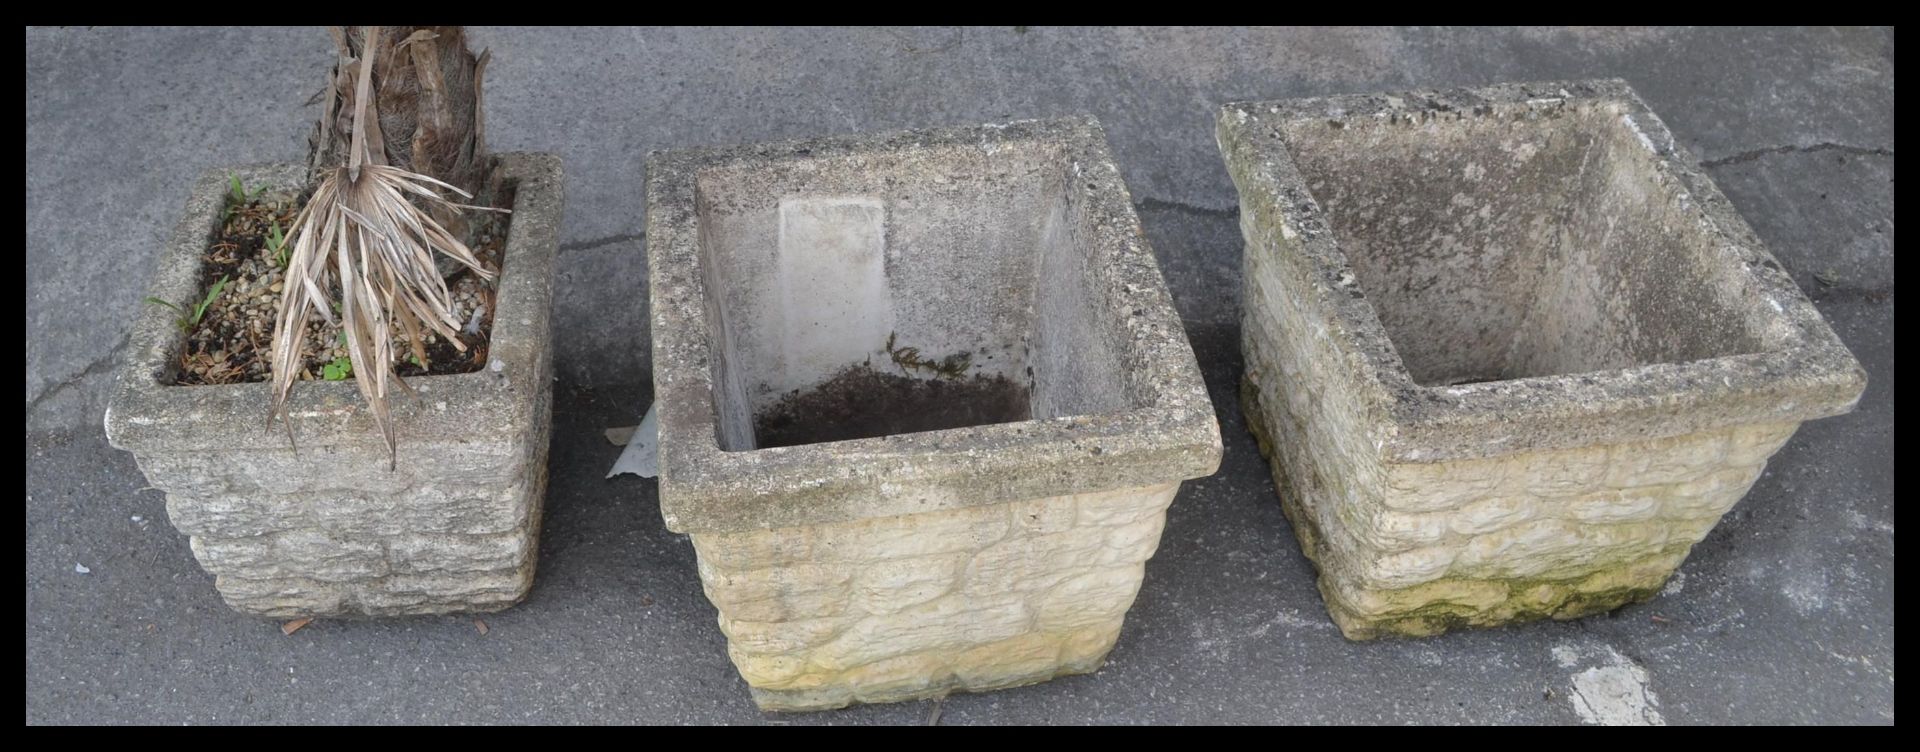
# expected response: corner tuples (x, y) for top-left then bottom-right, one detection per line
(224, 174), (264, 220)
(322, 356), (353, 381)
(228, 174), (259, 204)
(323, 331), (357, 380)
(144, 275), (230, 333)
(266, 220), (289, 268)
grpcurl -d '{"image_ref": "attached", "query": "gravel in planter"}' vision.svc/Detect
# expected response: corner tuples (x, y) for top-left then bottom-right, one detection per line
(105, 154), (563, 618)
(1217, 80), (1866, 639)
(165, 185), (505, 387)
(648, 117), (1222, 710)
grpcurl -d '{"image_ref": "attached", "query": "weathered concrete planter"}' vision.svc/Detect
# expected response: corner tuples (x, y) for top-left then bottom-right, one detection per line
(647, 118), (1221, 710)
(105, 153), (564, 618)
(1217, 81), (1866, 639)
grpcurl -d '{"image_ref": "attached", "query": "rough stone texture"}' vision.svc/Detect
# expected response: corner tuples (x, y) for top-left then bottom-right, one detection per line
(103, 153), (564, 617)
(648, 118), (1222, 709)
(1218, 80), (1867, 639)
(648, 118), (1221, 533)
(28, 28), (1893, 725)
(695, 483), (1176, 710)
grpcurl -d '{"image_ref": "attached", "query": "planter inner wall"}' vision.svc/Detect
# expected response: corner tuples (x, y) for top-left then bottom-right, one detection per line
(694, 143), (1138, 450)
(1280, 109), (1767, 387)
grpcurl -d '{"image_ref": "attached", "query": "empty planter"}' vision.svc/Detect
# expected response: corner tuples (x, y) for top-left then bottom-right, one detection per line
(104, 154), (563, 617)
(1217, 80), (1865, 639)
(646, 117), (1221, 710)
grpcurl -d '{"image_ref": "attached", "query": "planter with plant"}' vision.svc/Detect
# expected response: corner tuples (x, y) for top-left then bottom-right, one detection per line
(106, 26), (563, 618)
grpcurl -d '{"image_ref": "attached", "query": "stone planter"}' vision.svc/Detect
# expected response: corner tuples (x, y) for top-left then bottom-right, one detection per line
(647, 117), (1222, 710)
(1217, 80), (1866, 639)
(105, 153), (564, 618)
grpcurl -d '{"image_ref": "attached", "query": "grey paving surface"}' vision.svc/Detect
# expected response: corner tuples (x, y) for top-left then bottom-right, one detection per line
(25, 27), (1894, 725)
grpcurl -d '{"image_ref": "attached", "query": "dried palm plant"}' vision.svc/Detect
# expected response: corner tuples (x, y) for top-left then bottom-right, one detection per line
(269, 25), (503, 460)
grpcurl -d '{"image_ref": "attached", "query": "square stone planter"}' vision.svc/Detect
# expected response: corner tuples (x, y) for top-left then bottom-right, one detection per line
(1217, 80), (1866, 639)
(647, 117), (1222, 710)
(104, 153), (564, 618)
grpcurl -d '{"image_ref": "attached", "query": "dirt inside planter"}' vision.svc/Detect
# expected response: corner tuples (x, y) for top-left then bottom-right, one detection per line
(166, 177), (514, 386)
(752, 365), (1031, 449)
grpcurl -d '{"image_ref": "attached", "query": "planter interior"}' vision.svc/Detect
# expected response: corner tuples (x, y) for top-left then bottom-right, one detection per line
(1279, 98), (1766, 388)
(648, 118), (1221, 709)
(1218, 81), (1865, 639)
(694, 136), (1141, 451)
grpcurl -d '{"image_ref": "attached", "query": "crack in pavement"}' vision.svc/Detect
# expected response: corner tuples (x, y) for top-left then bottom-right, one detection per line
(1700, 142), (1894, 168)
(27, 334), (130, 416)
(559, 231), (644, 255)
(1135, 196), (1239, 220)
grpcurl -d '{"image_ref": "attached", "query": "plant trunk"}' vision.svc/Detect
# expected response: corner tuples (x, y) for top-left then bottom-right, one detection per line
(309, 26), (492, 201)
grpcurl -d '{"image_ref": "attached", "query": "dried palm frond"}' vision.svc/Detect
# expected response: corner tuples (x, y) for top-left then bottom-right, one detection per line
(269, 26), (503, 462)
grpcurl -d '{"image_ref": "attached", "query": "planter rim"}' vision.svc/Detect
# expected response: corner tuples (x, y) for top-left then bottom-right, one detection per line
(647, 116), (1222, 535)
(1217, 79), (1865, 463)
(105, 152), (564, 454)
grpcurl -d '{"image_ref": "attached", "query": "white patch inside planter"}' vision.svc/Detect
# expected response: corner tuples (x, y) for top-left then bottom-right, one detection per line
(1280, 108), (1770, 387)
(776, 197), (894, 386)
(694, 143), (1138, 450)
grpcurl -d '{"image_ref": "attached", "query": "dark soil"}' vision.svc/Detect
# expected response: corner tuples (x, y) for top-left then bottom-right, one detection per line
(166, 179), (512, 386)
(752, 365), (1032, 449)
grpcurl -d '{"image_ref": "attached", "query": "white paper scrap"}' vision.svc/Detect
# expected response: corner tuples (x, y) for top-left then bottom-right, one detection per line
(606, 402), (659, 478)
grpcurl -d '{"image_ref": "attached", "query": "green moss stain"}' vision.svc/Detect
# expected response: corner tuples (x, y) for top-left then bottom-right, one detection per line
(1322, 554), (1681, 640)
(1245, 372), (1690, 640)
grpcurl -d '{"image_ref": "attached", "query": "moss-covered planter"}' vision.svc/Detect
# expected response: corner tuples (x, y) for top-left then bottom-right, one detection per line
(105, 153), (564, 617)
(1217, 81), (1865, 639)
(647, 118), (1221, 710)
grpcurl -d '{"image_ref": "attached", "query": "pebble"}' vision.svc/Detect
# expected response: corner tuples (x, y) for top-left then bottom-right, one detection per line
(74, 563), (90, 575)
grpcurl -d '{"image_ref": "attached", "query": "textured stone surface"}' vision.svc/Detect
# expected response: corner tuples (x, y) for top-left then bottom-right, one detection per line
(695, 483), (1175, 710)
(649, 118), (1221, 709)
(28, 27), (1892, 725)
(648, 117), (1221, 534)
(1219, 81), (1866, 639)
(103, 154), (564, 617)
